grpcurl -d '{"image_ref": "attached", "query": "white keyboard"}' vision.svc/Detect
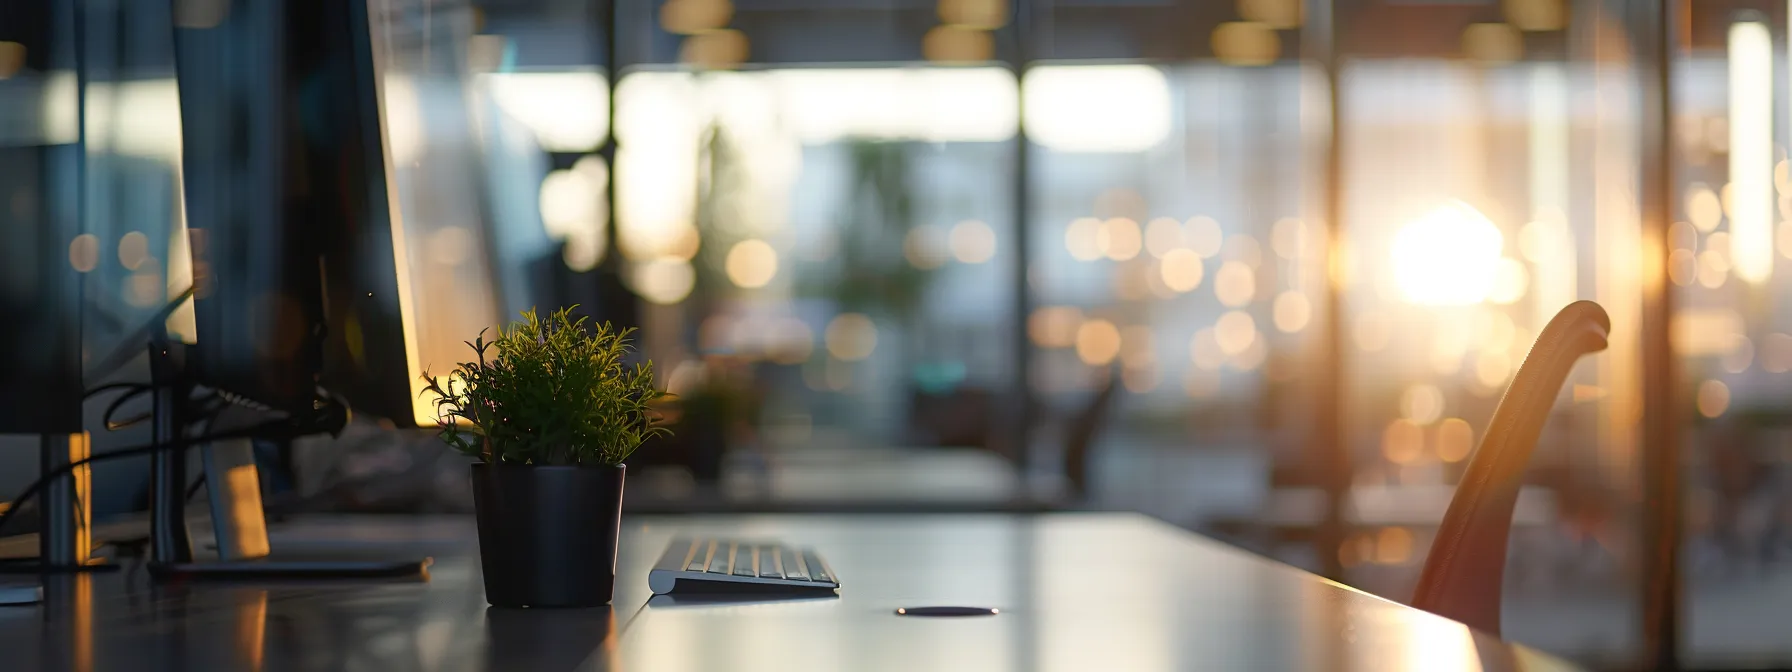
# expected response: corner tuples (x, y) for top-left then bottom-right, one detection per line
(648, 537), (840, 594)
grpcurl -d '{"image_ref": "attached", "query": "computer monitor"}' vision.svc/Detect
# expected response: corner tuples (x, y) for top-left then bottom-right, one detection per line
(320, 0), (504, 427)
(174, 0), (323, 416)
(0, 0), (81, 436)
(166, 0), (501, 576)
(176, 0), (501, 426)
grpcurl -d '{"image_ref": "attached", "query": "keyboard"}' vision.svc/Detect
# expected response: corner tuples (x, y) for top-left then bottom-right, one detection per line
(648, 537), (840, 594)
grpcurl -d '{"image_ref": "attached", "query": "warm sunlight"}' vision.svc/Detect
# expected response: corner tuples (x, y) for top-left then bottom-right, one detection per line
(1391, 201), (1504, 306)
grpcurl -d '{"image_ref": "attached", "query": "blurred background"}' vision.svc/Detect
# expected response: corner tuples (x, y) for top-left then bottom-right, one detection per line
(7, 0), (1792, 667)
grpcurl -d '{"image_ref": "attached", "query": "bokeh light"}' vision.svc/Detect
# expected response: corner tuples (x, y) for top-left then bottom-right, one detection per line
(1765, 333), (1792, 373)
(1667, 221), (1698, 253)
(1075, 319), (1122, 365)
(1065, 217), (1103, 261)
(1488, 258), (1529, 304)
(1697, 379), (1731, 418)
(1505, 0), (1565, 31)
(486, 72), (611, 152)
(1723, 334), (1755, 374)
(1100, 218), (1142, 261)
(1272, 291), (1310, 333)
(1668, 249), (1697, 286)
(1376, 527), (1415, 565)
(1436, 418), (1475, 462)
(825, 313), (878, 361)
(922, 26), (994, 63)
(724, 238), (779, 288)
(1238, 0), (1301, 29)
(1231, 336), (1268, 371)
(1391, 201), (1503, 305)
(680, 29), (750, 69)
(1184, 216), (1223, 258)
(1212, 22), (1279, 67)
(1144, 217), (1184, 258)
(117, 231), (149, 271)
(0, 42), (24, 80)
(1475, 351), (1513, 388)
(1687, 184), (1722, 232)
(904, 224), (949, 269)
(1382, 419), (1424, 464)
(1462, 23), (1523, 64)
(1028, 306), (1083, 348)
(68, 234), (99, 273)
(949, 219), (997, 263)
(1270, 217), (1305, 260)
(631, 259), (696, 305)
(1022, 66), (1171, 153)
(1214, 261), (1255, 307)
(125, 260), (164, 307)
(539, 168), (607, 271)
(1400, 383), (1445, 425)
(659, 0), (733, 35)
(1698, 250), (1729, 288)
(938, 0), (1008, 28)
(1214, 310), (1256, 356)
(1159, 249), (1205, 293)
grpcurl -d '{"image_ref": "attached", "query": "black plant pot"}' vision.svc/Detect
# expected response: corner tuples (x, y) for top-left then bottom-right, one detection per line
(471, 462), (625, 608)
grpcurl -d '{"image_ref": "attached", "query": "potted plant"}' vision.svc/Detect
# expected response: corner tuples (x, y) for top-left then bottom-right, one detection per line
(424, 307), (670, 608)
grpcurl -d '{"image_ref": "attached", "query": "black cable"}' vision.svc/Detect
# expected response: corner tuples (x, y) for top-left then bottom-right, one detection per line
(83, 382), (149, 400)
(184, 474), (205, 503)
(0, 420), (305, 539)
(103, 390), (221, 431)
(100, 386), (155, 430)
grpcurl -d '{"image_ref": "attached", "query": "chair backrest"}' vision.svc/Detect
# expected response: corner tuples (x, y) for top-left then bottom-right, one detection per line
(1063, 373), (1122, 498)
(1410, 300), (1610, 636)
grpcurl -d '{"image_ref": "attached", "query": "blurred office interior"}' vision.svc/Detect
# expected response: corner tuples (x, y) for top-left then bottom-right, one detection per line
(6, 0), (1792, 667)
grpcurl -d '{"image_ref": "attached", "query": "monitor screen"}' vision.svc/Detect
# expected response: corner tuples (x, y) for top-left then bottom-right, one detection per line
(364, 0), (503, 424)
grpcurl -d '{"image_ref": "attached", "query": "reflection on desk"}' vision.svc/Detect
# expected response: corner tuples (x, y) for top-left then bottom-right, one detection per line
(0, 514), (1579, 671)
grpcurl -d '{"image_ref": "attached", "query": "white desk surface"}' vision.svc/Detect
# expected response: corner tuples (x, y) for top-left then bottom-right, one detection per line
(0, 513), (1578, 671)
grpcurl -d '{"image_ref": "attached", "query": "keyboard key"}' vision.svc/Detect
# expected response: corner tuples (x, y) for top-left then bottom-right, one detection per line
(757, 546), (783, 578)
(677, 539), (701, 571)
(803, 550), (833, 584)
(706, 543), (733, 574)
(781, 547), (808, 581)
(688, 540), (716, 572)
(733, 546), (757, 577)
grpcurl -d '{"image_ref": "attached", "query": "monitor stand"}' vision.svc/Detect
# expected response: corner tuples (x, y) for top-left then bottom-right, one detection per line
(0, 433), (117, 575)
(146, 438), (431, 580)
(143, 344), (429, 581)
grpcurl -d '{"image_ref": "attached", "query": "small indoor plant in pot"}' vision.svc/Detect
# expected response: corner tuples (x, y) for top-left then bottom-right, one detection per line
(424, 307), (669, 608)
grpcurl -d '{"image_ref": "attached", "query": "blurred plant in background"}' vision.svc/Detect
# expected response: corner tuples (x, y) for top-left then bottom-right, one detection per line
(809, 140), (931, 321)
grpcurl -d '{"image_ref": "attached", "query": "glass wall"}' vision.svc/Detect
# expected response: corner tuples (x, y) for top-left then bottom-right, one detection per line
(1676, 2), (1792, 667)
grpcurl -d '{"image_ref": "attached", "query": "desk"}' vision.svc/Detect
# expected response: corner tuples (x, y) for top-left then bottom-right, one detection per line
(0, 514), (1576, 671)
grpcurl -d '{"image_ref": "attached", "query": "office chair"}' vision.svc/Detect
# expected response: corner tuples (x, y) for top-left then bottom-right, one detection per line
(1063, 372), (1122, 498)
(1410, 300), (1610, 636)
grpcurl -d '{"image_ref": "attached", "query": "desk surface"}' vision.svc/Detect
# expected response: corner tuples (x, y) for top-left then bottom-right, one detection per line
(0, 514), (1576, 671)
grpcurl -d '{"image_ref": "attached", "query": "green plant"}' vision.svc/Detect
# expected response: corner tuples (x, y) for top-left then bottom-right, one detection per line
(422, 307), (671, 466)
